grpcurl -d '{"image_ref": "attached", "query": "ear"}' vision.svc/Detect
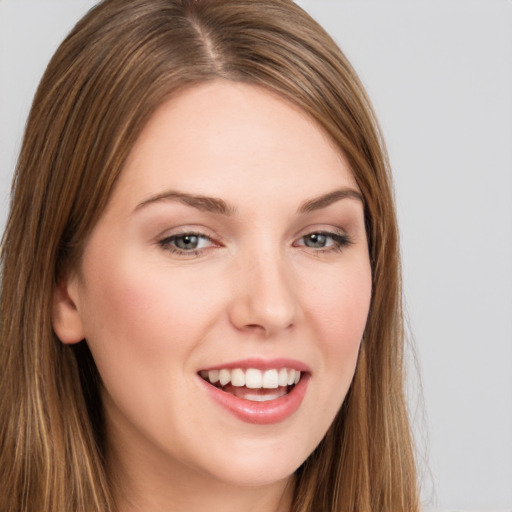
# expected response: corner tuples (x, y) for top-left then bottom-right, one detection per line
(52, 274), (85, 344)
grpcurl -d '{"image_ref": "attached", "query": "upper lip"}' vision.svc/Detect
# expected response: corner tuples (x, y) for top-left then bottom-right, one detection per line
(199, 357), (311, 373)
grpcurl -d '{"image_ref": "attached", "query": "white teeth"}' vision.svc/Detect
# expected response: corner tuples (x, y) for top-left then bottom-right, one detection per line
(245, 368), (263, 389)
(278, 368), (288, 387)
(219, 369), (230, 386)
(244, 394), (278, 402)
(208, 369), (219, 384)
(262, 369), (279, 389)
(234, 388), (288, 402)
(231, 368), (245, 387)
(201, 367), (303, 389)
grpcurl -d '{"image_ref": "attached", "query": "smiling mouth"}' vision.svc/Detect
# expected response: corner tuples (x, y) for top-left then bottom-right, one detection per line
(199, 368), (302, 402)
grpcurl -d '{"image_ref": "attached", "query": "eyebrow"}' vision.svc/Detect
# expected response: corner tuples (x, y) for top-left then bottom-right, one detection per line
(134, 187), (363, 216)
(134, 190), (236, 215)
(298, 188), (363, 214)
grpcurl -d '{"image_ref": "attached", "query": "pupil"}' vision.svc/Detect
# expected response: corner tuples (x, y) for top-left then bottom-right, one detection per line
(176, 235), (198, 250)
(306, 233), (326, 248)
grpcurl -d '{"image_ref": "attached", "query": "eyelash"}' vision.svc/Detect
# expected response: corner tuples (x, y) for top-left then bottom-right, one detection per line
(158, 229), (353, 257)
(158, 232), (214, 256)
(294, 231), (353, 253)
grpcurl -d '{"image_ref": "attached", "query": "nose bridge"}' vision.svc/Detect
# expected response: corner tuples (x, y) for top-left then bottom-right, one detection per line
(229, 240), (300, 335)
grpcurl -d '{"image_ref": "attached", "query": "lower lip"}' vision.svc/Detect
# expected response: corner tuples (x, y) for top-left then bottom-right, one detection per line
(199, 374), (310, 425)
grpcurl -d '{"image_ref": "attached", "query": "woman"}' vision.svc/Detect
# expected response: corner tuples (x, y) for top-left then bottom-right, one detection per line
(0, 0), (419, 511)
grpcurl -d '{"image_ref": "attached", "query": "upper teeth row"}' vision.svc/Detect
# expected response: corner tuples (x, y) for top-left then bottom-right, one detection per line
(200, 368), (301, 389)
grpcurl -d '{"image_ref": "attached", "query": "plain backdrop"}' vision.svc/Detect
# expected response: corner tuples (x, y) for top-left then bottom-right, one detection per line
(1, 1), (511, 510)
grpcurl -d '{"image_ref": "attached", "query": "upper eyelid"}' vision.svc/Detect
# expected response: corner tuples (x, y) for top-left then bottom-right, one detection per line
(157, 226), (347, 237)
(294, 225), (349, 239)
(161, 230), (211, 239)
(156, 224), (350, 239)
(157, 225), (216, 240)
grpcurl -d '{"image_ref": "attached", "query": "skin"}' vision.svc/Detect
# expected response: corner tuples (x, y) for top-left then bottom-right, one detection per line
(53, 81), (372, 512)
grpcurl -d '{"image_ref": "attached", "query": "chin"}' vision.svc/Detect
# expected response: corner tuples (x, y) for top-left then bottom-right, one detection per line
(184, 430), (314, 489)
(202, 456), (300, 489)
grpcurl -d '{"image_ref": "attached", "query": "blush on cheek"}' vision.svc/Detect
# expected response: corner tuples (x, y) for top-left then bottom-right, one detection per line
(317, 288), (371, 367)
(90, 262), (212, 358)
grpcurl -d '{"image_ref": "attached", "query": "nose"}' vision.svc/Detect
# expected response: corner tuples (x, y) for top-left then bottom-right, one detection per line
(228, 249), (301, 336)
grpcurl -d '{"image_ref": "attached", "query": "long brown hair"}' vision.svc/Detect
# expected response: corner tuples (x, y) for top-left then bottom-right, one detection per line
(0, 1), (419, 510)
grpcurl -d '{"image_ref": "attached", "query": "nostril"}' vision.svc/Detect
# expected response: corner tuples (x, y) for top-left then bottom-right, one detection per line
(245, 323), (266, 331)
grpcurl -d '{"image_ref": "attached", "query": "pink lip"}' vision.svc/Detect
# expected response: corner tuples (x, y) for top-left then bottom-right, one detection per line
(198, 359), (310, 425)
(200, 357), (311, 372)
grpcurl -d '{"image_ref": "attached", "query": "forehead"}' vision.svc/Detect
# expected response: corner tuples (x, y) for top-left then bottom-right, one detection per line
(115, 80), (358, 209)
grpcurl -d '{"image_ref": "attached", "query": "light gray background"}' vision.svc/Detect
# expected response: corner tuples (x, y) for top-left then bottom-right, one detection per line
(1, 1), (511, 510)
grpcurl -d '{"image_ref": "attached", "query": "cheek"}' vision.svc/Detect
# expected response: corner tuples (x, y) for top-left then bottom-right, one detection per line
(76, 250), (228, 438)
(311, 260), (371, 333)
(80, 256), (218, 362)
(305, 259), (372, 377)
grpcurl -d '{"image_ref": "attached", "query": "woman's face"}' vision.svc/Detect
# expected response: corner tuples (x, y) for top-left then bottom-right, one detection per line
(55, 81), (372, 491)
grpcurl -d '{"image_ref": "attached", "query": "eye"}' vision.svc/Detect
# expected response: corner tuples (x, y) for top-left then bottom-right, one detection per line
(158, 232), (215, 254)
(296, 231), (352, 252)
